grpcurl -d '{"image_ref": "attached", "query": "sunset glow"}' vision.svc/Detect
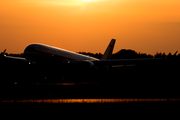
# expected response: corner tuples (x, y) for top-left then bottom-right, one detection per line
(35, 0), (99, 6)
(0, 0), (180, 55)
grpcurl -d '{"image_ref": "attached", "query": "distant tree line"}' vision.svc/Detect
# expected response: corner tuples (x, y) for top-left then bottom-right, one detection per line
(78, 49), (180, 59)
(0, 49), (180, 59)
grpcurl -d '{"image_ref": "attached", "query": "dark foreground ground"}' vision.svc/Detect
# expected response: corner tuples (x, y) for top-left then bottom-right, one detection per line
(0, 60), (180, 117)
(0, 82), (179, 100)
(1, 58), (180, 99)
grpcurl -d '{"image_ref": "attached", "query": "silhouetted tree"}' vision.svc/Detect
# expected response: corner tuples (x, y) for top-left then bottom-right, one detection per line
(167, 53), (172, 58)
(111, 49), (153, 59)
(0, 52), (24, 57)
(77, 52), (102, 59)
(112, 49), (138, 59)
(154, 52), (162, 58)
(162, 53), (166, 58)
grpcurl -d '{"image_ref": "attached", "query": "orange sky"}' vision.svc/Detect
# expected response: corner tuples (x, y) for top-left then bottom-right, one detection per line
(0, 0), (180, 55)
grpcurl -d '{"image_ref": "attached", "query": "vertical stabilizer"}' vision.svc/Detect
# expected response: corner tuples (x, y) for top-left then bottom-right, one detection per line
(101, 39), (116, 60)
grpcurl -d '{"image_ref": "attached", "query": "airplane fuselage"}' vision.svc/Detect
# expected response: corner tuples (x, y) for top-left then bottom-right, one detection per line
(23, 43), (99, 63)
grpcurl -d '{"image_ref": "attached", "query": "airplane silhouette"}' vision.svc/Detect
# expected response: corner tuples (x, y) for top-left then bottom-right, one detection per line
(2, 39), (169, 69)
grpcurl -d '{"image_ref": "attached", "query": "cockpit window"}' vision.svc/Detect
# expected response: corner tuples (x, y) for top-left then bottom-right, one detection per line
(25, 47), (35, 51)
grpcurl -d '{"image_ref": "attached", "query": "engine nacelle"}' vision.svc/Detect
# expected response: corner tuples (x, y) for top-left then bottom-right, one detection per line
(83, 60), (94, 67)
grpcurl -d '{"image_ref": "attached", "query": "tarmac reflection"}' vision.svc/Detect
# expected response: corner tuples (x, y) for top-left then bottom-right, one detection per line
(2, 99), (180, 103)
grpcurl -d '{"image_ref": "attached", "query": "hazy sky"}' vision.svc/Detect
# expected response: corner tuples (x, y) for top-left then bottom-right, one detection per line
(0, 0), (180, 55)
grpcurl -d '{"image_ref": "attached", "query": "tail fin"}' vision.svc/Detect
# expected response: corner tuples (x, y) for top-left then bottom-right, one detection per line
(101, 39), (116, 60)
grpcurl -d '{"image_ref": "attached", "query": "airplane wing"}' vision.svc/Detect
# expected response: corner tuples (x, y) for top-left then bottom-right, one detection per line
(4, 56), (26, 61)
(93, 58), (164, 67)
(94, 39), (166, 67)
(1, 49), (27, 63)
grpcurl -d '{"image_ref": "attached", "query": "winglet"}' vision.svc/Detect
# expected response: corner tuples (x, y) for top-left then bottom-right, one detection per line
(2, 49), (6, 57)
(101, 39), (116, 60)
(173, 50), (178, 56)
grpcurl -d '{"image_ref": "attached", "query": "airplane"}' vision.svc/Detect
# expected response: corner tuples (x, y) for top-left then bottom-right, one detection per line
(1, 39), (168, 70)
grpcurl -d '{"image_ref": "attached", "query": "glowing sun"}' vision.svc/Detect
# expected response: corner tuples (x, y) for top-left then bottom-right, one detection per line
(76, 0), (97, 2)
